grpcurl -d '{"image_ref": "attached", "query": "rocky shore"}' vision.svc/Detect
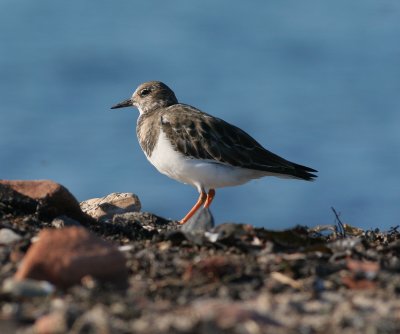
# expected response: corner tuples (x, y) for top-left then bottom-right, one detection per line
(1, 180), (400, 333)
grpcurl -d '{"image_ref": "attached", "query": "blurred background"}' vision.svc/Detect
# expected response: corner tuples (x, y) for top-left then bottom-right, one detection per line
(1, 0), (399, 230)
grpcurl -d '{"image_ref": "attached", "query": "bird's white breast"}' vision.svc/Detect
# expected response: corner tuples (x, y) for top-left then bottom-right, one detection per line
(146, 130), (269, 192)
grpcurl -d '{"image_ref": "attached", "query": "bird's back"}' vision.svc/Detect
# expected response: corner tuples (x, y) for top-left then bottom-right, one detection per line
(158, 104), (317, 181)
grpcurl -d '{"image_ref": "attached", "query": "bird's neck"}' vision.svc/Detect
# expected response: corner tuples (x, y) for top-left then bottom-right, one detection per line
(136, 110), (161, 157)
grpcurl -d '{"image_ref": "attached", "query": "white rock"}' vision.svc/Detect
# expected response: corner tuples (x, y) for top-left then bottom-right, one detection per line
(0, 229), (22, 245)
(80, 192), (141, 221)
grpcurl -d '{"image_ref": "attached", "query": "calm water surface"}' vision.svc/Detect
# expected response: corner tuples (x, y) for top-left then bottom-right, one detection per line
(1, 1), (399, 230)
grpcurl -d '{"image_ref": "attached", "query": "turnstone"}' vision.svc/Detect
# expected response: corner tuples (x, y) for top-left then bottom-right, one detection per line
(111, 81), (317, 224)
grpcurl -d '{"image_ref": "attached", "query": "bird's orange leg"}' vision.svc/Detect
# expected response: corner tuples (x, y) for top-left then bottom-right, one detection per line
(204, 189), (216, 208)
(179, 192), (207, 225)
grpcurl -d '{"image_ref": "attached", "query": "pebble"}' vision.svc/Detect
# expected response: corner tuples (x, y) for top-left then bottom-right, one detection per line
(180, 207), (214, 233)
(0, 228), (22, 245)
(2, 278), (54, 297)
(35, 311), (67, 334)
(51, 215), (81, 229)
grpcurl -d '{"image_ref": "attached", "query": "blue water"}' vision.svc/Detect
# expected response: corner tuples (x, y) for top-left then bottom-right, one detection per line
(1, 1), (400, 230)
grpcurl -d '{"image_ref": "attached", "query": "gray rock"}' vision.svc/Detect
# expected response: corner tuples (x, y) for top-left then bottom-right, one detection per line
(2, 278), (54, 297)
(70, 305), (111, 334)
(0, 228), (22, 245)
(180, 207), (214, 233)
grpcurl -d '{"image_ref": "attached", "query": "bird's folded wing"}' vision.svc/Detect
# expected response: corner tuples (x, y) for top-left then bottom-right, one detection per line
(160, 105), (317, 180)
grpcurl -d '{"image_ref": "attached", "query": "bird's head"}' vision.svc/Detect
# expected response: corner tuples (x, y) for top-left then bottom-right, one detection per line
(111, 81), (178, 115)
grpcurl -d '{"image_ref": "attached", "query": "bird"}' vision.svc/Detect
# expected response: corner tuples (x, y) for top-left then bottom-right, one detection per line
(111, 81), (317, 225)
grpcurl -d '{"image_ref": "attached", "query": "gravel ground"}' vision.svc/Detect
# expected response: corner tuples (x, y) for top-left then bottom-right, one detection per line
(1, 187), (400, 334)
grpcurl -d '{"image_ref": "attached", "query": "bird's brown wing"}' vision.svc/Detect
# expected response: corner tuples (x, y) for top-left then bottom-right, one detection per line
(160, 104), (317, 180)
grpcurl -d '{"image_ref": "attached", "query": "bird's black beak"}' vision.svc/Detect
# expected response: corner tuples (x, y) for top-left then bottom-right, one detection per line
(111, 98), (133, 109)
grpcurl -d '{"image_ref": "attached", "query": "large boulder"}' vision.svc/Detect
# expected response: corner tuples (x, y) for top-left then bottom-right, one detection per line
(0, 180), (92, 223)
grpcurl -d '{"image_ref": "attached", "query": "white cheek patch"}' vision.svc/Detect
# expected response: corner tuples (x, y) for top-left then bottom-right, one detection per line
(137, 106), (145, 115)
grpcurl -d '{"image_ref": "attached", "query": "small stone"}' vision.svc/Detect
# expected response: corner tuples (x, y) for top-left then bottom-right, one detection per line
(180, 207), (214, 233)
(192, 299), (280, 329)
(70, 306), (111, 334)
(118, 245), (134, 252)
(35, 311), (67, 334)
(0, 228), (22, 245)
(346, 259), (379, 279)
(341, 276), (377, 290)
(14, 227), (128, 288)
(51, 216), (81, 229)
(80, 192), (141, 221)
(2, 278), (55, 297)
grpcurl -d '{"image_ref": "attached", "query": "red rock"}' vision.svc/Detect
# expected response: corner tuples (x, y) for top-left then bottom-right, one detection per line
(342, 259), (379, 290)
(346, 259), (380, 275)
(14, 227), (128, 288)
(341, 276), (376, 290)
(0, 182), (37, 214)
(0, 180), (92, 223)
(10, 249), (25, 263)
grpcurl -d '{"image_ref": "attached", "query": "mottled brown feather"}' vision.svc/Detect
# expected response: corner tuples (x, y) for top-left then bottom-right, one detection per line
(157, 104), (317, 180)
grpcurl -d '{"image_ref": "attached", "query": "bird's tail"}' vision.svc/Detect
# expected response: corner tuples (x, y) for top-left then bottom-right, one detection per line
(289, 163), (318, 181)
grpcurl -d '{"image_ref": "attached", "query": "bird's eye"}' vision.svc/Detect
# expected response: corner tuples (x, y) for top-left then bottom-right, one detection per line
(140, 88), (151, 96)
